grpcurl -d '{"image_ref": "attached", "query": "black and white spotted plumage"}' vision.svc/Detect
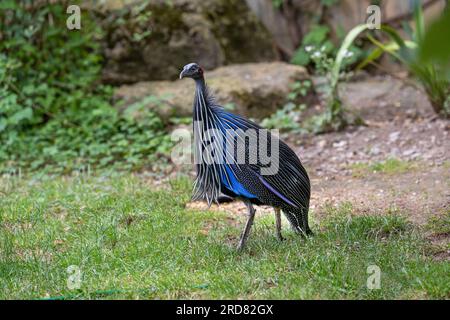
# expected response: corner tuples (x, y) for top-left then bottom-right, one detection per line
(180, 62), (312, 235)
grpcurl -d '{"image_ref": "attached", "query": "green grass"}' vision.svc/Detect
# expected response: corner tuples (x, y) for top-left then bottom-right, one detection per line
(0, 175), (448, 299)
(350, 158), (417, 178)
(426, 213), (450, 235)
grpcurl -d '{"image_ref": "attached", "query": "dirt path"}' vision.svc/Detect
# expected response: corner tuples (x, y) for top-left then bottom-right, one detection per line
(295, 76), (449, 225)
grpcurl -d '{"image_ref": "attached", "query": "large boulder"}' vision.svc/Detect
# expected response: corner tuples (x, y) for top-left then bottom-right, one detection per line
(94, 0), (278, 84)
(114, 62), (314, 122)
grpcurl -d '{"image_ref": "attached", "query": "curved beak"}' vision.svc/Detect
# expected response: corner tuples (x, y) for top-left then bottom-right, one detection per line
(179, 69), (187, 79)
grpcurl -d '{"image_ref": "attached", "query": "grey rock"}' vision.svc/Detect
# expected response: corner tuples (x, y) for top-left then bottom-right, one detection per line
(114, 62), (313, 122)
(94, 0), (278, 84)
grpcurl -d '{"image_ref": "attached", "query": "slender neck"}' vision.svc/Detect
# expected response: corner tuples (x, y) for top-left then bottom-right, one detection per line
(194, 77), (208, 107)
(194, 77), (206, 93)
(193, 77), (210, 123)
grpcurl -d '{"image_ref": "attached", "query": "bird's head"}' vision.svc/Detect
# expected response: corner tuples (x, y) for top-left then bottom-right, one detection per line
(179, 63), (204, 80)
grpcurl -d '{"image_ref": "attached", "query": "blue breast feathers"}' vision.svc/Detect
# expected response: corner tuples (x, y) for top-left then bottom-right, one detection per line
(220, 165), (257, 199)
(214, 108), (256, 199)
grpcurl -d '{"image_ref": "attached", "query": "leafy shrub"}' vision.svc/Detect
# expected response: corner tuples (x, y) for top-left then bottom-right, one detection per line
(291, 25), (334, 67)
(261, 80), (310, 132)
(358, 2), (450, 118)
(299, 26), (368, 134)
(0, 1), (103, 129)
(291, 25), (365, 70)
(261, 102), (307, 132)
(0, 1), (172, 174)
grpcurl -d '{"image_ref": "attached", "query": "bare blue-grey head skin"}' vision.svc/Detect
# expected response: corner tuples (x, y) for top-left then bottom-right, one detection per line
(179, 63), (204, 80)
(179, 62), (312, 251)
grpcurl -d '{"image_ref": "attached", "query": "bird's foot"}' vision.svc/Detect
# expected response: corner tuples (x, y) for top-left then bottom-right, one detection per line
(236, 241), (246, 252)
(276, 233), (285, 241)
(237, 232), (248, 251)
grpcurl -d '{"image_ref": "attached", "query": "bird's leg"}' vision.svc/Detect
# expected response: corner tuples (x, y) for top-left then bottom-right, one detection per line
(274, 208), (285, 241)
(237, 200), (256, 251)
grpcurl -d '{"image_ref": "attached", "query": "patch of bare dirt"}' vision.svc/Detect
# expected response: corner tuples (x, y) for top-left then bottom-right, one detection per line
(289, 76), (449, 226)
(187, 201), (274, 219)
(426, 232), (450, 261)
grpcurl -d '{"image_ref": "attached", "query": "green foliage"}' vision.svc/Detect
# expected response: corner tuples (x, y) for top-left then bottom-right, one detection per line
(261, 81), (310, 132)
(305, 44), (335, 75)
(0, 102), (171, 174)
(419, 7), (450, 67)
(271, 0), (284, 9)
(288, 15), (369, 133)
(0, 1), (102, 129)
(302, 25), (369, 133)
(304, 98), (348, 134)
(287, 79), (312, 100)
(103, 0), (153, 43)
(273, 0), (337, 10)
(330, 24), (371, 96)
(320, 0), (338, 6)
(291, 25), (334, 66)
(291, 24), (364, 70)
(0, 1), (171, 174)
(261, 102), (307, 132)
(358, 2), (450, 118)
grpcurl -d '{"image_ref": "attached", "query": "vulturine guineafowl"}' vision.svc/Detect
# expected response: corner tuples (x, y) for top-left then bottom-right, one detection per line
(180, 62), (312, 250)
